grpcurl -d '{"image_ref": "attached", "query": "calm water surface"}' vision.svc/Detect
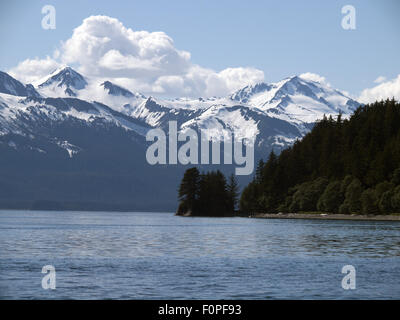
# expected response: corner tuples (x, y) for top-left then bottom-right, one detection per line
(0, 210), (399, 299)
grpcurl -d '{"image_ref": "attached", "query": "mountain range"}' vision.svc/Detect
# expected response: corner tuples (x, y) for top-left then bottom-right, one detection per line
(0, 67), (360, 211)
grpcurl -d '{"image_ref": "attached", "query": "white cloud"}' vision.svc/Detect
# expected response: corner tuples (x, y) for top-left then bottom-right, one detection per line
(7, 15), (264, 98)
(218, 67), (265, 93)
(359, 75), (400, 103)
(8, 56), (61, 84)
(299, 72), (330, 86)
(61, 16), (192, 80)
(373, 76), (386, 84)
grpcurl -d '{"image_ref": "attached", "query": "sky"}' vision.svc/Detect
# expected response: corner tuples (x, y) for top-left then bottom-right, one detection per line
(0, 0), (399, 101)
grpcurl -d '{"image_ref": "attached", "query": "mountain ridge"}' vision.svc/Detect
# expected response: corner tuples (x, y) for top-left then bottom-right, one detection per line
(0, 67), (361, 211)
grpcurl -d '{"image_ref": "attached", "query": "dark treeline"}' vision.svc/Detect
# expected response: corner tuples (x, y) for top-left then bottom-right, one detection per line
(176, 168), (239, 216)
(240, 98), (400, 215)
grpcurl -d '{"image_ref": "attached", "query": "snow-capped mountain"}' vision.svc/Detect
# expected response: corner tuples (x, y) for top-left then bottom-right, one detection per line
(100, 81), (145, 99)
(37, 66), (88, 97)
(0, 94), (150, 138)
(230, 75), (359, 123)
(0, 67), (361, 211)
(1, 66), (363, 154)
(113, 74), (359, 149)
(1, 66), (362, 155)
(128, 97), (302, 150)
(0, 71), (40, 98)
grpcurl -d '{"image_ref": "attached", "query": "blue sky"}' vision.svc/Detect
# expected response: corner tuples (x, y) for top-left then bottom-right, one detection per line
(0, 0), (399, 98)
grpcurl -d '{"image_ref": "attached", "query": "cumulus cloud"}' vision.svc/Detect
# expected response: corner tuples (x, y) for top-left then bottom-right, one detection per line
(217, 67), (265, 93)
(8, 15), (264, 97)
(61, 16), (192, 80)
(8, 56), (61, 84)
(359, 75), (400, 103)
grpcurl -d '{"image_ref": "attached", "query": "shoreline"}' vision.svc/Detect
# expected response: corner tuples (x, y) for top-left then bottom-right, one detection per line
(249, 213), (400, 221)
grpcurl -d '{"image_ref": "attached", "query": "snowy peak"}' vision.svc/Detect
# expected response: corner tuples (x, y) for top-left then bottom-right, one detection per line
(100, 81), (145, 99)
(275, 75), (335, 100)
(101, 81), (133, 97)
(0, 93), (151, 138)
(230, 75), (360, 123)
(38, 66), (87, 97)
(0, 71), (41, 97)
(230, 82), (272, 103)
(0, 68), (364, 164)
(30, 67), (359, 126)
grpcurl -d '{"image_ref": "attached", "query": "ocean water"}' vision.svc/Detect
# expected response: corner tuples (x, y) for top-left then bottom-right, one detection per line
(0, 210), (399, 299)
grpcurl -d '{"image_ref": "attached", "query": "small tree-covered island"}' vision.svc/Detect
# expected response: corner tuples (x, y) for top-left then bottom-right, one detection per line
(176, 99), (400, 217)
(176, 168), (239, 216)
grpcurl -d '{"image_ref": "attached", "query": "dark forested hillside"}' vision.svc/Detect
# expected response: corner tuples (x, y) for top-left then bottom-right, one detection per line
(240, 99), (400, 215)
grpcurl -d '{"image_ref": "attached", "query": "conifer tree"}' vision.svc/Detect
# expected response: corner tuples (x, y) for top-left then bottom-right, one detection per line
(227, 174), (239, 214)
(177, 167), (200, 215)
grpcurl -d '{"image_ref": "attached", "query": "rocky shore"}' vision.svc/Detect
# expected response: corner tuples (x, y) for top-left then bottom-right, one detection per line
(250, 213), (400, 221)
